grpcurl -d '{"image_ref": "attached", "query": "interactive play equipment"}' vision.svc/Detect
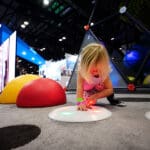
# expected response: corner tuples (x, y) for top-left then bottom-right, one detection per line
(143, 75), (150, 85)
(48, 106), (112, 122)
(0, 74), (40, 103)
(127, 83), (136, 91)
(17, 78), (66, 107)
(67, 30), (127, 91)
(67, 4), (150, 93)
(145, 111), (150, 120)
(123, 50), (142, 68)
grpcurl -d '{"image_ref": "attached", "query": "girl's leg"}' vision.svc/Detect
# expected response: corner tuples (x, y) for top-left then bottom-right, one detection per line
(107, 93), (126, 106)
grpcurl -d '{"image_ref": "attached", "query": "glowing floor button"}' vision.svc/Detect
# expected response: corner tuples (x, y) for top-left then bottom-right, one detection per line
(145, 111), (150, 120)
(48, 106), (112, 122)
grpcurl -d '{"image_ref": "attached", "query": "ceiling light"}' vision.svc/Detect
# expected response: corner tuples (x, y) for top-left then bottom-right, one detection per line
(43, 0), (50, 6)
(90, 22), (94, 26)
(38, 61), (42, 65)
(111, 37), (115, 41)
(24, 21), (29, 25)
(59, 39), (63, 42)
(91, 0), (96, 4)
(57, 23), (62, 27)
(31, 57), (35, 60)
(119, 6), (127, 14)
(62, 36), (66, 40)
(60, 7), (72, 16)
(18, 59), (22, 63)
(40, 48), (46, 51)
(21, 24), (26, 29)
(22, 51), (27, 55)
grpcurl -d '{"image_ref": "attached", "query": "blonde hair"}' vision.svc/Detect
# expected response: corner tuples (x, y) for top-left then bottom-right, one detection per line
(79, 43), (110, 83)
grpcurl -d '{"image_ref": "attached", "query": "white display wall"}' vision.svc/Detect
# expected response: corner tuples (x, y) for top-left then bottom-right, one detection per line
(0, 31), (16, 92)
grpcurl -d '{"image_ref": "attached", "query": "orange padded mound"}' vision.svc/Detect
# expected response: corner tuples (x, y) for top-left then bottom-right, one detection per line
(16, 78), (66, 107)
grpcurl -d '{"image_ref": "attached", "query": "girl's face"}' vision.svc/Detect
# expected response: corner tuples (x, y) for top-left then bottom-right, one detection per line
(89, 62), (102, 76)
(89, 66), (98, 76)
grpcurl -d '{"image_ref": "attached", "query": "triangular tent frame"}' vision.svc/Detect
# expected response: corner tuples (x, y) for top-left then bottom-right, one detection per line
(67, 30), (127, 91)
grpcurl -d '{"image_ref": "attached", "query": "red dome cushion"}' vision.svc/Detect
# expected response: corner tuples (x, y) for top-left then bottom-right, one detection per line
(16, 78), (66, 107)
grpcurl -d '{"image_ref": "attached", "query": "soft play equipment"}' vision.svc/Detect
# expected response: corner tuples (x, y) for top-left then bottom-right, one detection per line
(48, 106), (112, 122)
(143, 75), (150, 85)
(123, 50), (142, 68)
(16, 78), (66, 107)
(145, 111), (150, 120)
(0, 74), (41, 104)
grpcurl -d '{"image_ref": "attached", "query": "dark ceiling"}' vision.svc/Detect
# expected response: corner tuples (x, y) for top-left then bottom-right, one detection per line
(1, 0), (93, 60)
(0, 0), (132, 59)
(0, 0), (150, 75)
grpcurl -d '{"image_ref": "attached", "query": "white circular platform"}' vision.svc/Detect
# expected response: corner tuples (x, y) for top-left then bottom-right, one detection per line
(145, 111), (150, 120)
(48, 106), (112, 122)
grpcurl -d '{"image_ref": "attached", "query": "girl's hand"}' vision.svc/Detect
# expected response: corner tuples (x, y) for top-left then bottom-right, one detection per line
(77, 103), (88, 111)
(86, 98), (96, 107)
(77, 98), (96, 111)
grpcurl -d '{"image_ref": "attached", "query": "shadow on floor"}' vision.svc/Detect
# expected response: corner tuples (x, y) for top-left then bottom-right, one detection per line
(0, 124), (41, 150)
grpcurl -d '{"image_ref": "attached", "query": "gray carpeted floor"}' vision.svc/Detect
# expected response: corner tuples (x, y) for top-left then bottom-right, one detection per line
(0, 94), (150, 150)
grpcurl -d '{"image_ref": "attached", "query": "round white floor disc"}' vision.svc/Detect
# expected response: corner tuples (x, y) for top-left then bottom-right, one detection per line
(145, 111), (150, 120)
(48, 106), (112, 122)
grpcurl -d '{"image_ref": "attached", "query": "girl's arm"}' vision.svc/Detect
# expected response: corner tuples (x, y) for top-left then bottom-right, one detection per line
(88, 76), (114, 100)
(76, 71), (88, 111)
(76, 71), (84, 99)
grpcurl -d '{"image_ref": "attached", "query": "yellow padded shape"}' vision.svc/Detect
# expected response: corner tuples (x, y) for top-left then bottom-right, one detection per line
(0, 74), (41, 104)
